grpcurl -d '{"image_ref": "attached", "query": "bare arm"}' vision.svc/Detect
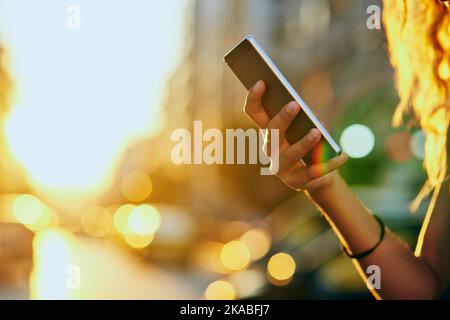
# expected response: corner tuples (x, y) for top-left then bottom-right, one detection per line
(308, 173), (443, 299)
(244, 80), (447, 299)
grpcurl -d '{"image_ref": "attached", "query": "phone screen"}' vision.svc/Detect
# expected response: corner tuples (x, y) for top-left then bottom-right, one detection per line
(224, 36), (340, 165)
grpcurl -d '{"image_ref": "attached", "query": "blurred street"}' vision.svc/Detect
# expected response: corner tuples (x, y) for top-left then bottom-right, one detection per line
(0, 0), (429, 300)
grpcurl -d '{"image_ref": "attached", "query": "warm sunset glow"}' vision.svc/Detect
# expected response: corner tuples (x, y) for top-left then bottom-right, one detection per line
(0, 1), (189, 201)
(30, 228), (75, 299)
(0, 0), (436, 303)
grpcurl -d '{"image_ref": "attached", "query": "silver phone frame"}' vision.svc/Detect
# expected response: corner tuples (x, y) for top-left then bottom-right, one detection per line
(226, 34), (341, 155)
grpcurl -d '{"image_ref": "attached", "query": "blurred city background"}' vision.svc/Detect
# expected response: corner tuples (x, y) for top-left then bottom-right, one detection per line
(0, 0), (429, 299)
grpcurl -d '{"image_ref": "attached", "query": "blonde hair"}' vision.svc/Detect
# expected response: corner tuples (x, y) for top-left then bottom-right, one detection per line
(383, 0), (450, 210)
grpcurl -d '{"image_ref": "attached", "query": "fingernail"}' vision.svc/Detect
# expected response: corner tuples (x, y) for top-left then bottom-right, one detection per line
(252, 81), (262, 91)
(287, 102), (299, 114)
(308, 129), (318, 142)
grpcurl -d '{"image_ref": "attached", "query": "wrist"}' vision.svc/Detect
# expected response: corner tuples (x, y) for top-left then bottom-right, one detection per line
(307, 170), (343, 200)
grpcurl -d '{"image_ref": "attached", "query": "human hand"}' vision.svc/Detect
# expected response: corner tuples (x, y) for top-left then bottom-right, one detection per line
(244, 80), (348, 191)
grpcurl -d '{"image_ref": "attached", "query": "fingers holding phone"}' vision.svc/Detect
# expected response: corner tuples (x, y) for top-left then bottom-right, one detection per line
(224, 35), (342, 167)
(279, 148), (348, 191)
(245, 80), (348, 191)
(244, 80), (270, 128)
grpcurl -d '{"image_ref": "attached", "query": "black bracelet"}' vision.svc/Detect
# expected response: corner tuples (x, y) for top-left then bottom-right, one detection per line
(341, 215), (386, 259)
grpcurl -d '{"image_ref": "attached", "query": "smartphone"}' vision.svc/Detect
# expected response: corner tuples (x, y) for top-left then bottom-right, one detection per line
(224, 35), (341, 165)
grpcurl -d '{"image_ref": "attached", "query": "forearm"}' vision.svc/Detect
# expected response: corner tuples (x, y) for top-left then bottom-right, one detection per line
(307, 173), (441, 299)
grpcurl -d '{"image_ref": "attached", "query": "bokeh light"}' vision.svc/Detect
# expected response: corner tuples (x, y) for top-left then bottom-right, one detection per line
(240, 227), (271, 261)
(340, 124), (375, 158)
(220, 240), (251, 271)
(113, 204), (136, 235)
(385, 132), (413, 162)
(204, 280), (237, 300)
(267, 252), (296, 285)
(121, 170), (153, 202)
(124, 234), (154, 249)
(81, 206), (112, 237)
(127, 204), (161, 236)
(12, 194), (54, 231)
